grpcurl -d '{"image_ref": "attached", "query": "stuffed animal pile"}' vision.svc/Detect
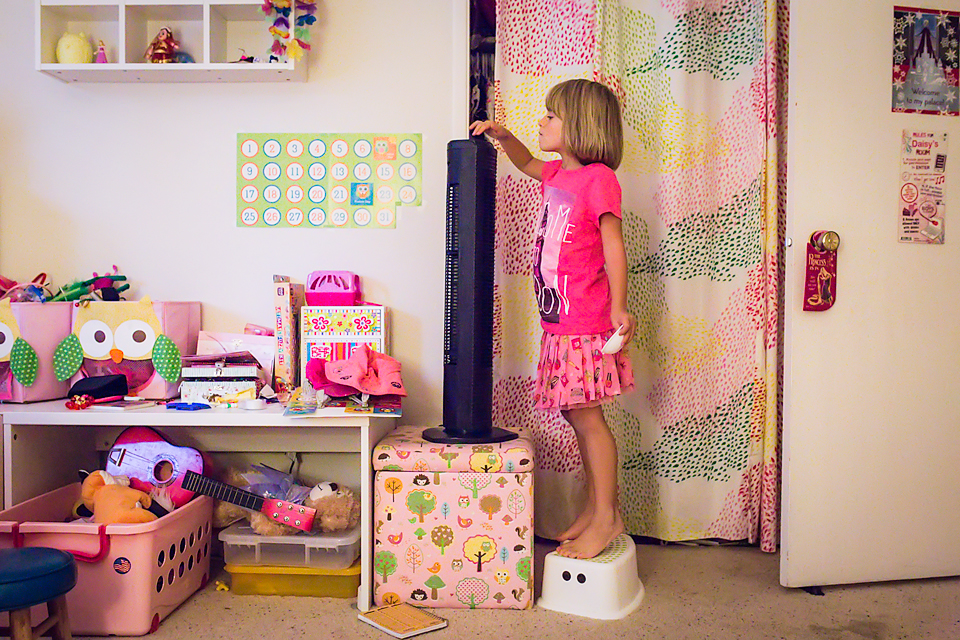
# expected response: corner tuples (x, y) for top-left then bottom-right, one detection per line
(213, 465), (359, 536)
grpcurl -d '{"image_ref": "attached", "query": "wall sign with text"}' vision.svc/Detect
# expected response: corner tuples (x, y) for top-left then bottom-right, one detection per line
(237, 133), (422, 229)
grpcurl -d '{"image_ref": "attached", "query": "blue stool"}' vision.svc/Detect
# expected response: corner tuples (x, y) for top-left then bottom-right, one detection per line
(0, 548), (77, 640)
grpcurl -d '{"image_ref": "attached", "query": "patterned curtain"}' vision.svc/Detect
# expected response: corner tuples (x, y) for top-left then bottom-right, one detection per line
(491, 0), (786, 552)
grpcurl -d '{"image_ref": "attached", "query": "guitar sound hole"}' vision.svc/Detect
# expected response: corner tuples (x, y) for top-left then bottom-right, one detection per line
(154, 460), (174, 483)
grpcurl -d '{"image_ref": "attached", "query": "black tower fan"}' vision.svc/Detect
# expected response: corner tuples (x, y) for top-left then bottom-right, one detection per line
(422, 137), (518, 444)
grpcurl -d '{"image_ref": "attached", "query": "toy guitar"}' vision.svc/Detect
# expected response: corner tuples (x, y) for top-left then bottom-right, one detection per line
(105, 426), (204, 508)
(181, 470), (316, 533)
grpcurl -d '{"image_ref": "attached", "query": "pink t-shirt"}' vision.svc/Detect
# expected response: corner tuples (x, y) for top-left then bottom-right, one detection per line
(533, 160), (622, 334)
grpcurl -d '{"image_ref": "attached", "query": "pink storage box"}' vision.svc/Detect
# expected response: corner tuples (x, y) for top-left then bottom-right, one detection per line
(305, 271), (362, 306)
(65, 299), (202, 399)
(0, 484), (212, 636)
(373, 425), (534, 609)
(0, 301), (73, 403)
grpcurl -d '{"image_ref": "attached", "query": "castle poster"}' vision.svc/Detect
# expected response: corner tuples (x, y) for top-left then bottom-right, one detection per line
(892, 7), (960, 116)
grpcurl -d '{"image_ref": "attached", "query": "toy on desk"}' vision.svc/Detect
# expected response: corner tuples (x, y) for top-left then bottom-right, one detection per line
(95, 40), (108, 63)
(53, 297), (182, 392)
(50, 267), (129, 302)
(56, 32), (93, 64)
(144, 27), (179, 63)
(0, 273), (52, 303)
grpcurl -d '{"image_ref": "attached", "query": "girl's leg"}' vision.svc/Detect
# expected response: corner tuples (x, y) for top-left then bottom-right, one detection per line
(556, 413), (595, 542)
(556, 404), (624, 559)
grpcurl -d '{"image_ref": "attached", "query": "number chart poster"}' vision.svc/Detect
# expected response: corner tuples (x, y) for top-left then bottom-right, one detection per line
(237, 133), (422, 229)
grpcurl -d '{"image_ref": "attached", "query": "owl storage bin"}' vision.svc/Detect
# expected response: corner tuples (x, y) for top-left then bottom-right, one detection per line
(0, 300), (74, 403)
(372, 425), (535, 609)
(55, 298), (202, 399)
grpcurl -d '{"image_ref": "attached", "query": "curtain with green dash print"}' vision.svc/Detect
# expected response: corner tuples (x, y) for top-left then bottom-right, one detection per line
(491, 0), (786, 552)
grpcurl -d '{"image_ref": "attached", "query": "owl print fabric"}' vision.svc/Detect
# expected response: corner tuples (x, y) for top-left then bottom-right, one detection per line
(373, 425), (535, 609)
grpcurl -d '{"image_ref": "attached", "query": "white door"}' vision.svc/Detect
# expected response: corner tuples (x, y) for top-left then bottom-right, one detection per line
(782, 0), (960, 587)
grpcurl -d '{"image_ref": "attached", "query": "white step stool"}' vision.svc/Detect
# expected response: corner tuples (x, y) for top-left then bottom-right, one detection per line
(538, 534), (644, 619)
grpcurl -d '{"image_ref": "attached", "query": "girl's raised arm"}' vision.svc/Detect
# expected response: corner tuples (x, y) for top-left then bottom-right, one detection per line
(469, 120), (545, 181)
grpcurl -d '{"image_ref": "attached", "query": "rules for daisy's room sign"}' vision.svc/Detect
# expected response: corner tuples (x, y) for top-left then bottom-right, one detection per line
(899, 129), (947, 244)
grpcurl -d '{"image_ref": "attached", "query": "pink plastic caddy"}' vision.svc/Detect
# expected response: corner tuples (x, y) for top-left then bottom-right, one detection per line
(305, 271), (362, 306)
(372, 425), (535, 609)
(0, 484), (213, 636)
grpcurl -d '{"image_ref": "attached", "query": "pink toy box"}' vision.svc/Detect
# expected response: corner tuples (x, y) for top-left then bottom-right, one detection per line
(305, 270), (362, 306)
(0, 484), (212, 636)
(58, 299), (201, 399)
(0, 300), (73, 403)
(372, 425), (535, 609)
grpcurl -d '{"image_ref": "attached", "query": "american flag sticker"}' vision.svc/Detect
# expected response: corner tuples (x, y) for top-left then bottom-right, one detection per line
(113, 557), (132, 574)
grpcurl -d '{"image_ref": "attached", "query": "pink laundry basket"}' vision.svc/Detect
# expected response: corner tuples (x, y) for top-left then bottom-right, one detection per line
(0, 483), (212, 636)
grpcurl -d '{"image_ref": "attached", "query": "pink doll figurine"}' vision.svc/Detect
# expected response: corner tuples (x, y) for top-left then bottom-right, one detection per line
(144, 27), (178, 63)
(95, 40), (107, 63)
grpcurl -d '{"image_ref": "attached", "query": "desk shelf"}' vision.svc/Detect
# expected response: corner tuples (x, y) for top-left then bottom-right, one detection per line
(0, 400), (395, 611)
(36, 0), (307, 82)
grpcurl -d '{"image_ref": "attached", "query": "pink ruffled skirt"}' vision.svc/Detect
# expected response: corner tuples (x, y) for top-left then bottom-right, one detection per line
(534, 329), (635, 411)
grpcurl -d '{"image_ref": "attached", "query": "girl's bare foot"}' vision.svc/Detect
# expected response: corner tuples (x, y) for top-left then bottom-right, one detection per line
(556, 505), (594, 542)
(556, 512), (624, 559)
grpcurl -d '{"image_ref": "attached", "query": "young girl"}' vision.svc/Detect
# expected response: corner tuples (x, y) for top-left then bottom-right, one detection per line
(470, 79), (636, 559)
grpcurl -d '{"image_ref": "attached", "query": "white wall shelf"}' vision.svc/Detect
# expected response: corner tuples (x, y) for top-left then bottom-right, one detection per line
(36, 0), (307, 82)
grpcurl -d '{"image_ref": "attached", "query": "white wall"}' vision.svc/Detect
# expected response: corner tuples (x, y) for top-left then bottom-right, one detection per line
(0, 1), (469, 426)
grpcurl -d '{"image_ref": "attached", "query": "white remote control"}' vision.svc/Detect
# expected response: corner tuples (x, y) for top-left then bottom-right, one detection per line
(601, 326), (626, 354)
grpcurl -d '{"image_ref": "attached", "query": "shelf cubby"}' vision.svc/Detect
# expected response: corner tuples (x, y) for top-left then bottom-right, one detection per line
(36, 0), (307, 82)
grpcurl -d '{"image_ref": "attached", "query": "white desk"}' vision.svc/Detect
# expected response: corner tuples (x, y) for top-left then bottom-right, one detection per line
(0, 401), (396, 611)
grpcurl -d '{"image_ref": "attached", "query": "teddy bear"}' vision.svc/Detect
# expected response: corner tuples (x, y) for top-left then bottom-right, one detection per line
(81, 470), (158, 525)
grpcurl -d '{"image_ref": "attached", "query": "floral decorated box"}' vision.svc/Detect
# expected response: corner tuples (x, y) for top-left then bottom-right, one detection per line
(299, 305), (387, 384)
(372, 425), (535, 609)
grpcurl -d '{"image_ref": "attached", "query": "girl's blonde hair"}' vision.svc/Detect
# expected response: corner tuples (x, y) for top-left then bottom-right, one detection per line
(545, 79), (623, 170)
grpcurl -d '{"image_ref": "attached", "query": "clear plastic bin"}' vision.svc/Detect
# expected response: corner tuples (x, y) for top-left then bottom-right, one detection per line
(218, 522), (360, 569)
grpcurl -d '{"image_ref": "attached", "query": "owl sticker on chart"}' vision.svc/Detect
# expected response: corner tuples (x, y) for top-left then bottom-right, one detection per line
(53, 297), (181, 392)
(0, 298), (39, 392)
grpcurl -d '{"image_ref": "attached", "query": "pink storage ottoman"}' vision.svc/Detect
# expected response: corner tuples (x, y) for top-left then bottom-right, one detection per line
(0, 301), (73, 403)
(372, 425), (535, 609)
(0, 484), (212, 636)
